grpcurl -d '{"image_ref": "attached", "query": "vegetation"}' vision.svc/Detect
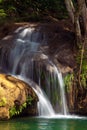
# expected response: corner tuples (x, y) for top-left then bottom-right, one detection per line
(64, 74), (74, 92)
(0, 95), (33, 117)
(9, 102), (27, 117)
(9, 96), (33, 117)
(76, 46), (87, 88)
(0, 0), (67, 24)
(0, 0), (87, 114)
(65, 0), (87, 90)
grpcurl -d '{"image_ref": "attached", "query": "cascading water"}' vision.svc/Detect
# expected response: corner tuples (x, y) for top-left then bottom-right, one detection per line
(17, 75), (55, 116)
(34, 87), (55, 116)
(9, 26), (42, 74)
(35, 59), (68, 115)
(0, 25), (68, 116)
(52, 64), (68, 115)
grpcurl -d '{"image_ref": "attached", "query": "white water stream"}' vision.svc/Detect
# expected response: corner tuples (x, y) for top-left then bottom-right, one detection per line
(0, 26), (68, 116)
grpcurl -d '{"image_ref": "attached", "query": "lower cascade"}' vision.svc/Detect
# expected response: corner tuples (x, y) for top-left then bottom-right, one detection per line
(34, 87), (55, 116)
(0, 26), (68, 116)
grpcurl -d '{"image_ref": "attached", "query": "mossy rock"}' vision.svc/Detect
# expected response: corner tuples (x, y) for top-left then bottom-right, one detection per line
(0, 74), (38, 120)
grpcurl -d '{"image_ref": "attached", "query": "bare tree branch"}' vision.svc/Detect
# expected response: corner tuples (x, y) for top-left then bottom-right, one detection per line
(64, 0), (75, 23)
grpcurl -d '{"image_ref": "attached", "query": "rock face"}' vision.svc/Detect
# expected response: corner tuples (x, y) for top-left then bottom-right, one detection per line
(1, 22), (86, 116)
(67, 84), (87, 116)
(0, 22), (76, 75)
(0, 74), (38, 120)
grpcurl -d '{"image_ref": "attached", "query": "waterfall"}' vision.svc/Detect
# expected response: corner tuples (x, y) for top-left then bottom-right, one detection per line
(52, 64), (68, 115)
(0, 26), (68, 116)
(34, 88), (55, 116)
(36, 59), (68, 115)
(17, 75), (55, 116)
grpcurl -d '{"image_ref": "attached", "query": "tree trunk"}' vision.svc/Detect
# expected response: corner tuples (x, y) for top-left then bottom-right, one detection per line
(65, 0), (87, 105)
(64, 0), (75, 23)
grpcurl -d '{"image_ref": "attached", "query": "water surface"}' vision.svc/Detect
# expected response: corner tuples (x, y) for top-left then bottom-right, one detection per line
(0, 116), (87, 130)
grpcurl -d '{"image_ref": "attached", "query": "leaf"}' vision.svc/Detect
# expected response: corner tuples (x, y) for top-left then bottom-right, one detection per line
(0, 0), (3, 3)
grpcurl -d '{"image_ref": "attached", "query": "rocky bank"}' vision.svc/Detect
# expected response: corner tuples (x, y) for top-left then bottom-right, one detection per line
(0, 73), (38, 120)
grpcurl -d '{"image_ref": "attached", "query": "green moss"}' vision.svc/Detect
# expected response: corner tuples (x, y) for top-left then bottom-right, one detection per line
(64, 57), (87, 91)
(80, 59), (87, 88)
(0, 97), (7, 107)
(0, 9), (7, 24)
(76, 45), (87, 88)
(64, 74), (74, 92)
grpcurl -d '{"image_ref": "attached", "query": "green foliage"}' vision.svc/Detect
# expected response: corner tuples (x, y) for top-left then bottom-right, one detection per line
(76, 45), (87, 88)
(9, 102), (27, 117)
(80, 59), (87, 88)
(0, 0), (67, 22)
(0, 0), (3, 3)
(26, 96), (33, 105)
(9, 96), (33, 117)
(64, 74), (74, 91)
(0, 9), (6, 17)
(0, 9), (7, 23)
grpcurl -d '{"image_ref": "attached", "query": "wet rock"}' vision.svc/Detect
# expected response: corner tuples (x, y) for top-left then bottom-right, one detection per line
(0, 22), (76, 74)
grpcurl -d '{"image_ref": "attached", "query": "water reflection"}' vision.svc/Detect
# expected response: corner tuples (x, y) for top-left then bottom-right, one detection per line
(38, 120), (53, 130)
(0, 119), (30, 130)
(0, 117), (87, 130)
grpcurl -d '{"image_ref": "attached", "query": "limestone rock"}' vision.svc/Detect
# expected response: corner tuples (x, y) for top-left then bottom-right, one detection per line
(0, 74), (38, 120)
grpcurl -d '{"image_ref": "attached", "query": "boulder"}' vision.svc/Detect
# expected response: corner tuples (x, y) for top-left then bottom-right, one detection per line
(0, 74), (38, 120)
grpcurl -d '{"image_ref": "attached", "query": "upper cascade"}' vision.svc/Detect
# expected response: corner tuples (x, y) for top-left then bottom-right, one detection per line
(0, 26), (68, 116)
